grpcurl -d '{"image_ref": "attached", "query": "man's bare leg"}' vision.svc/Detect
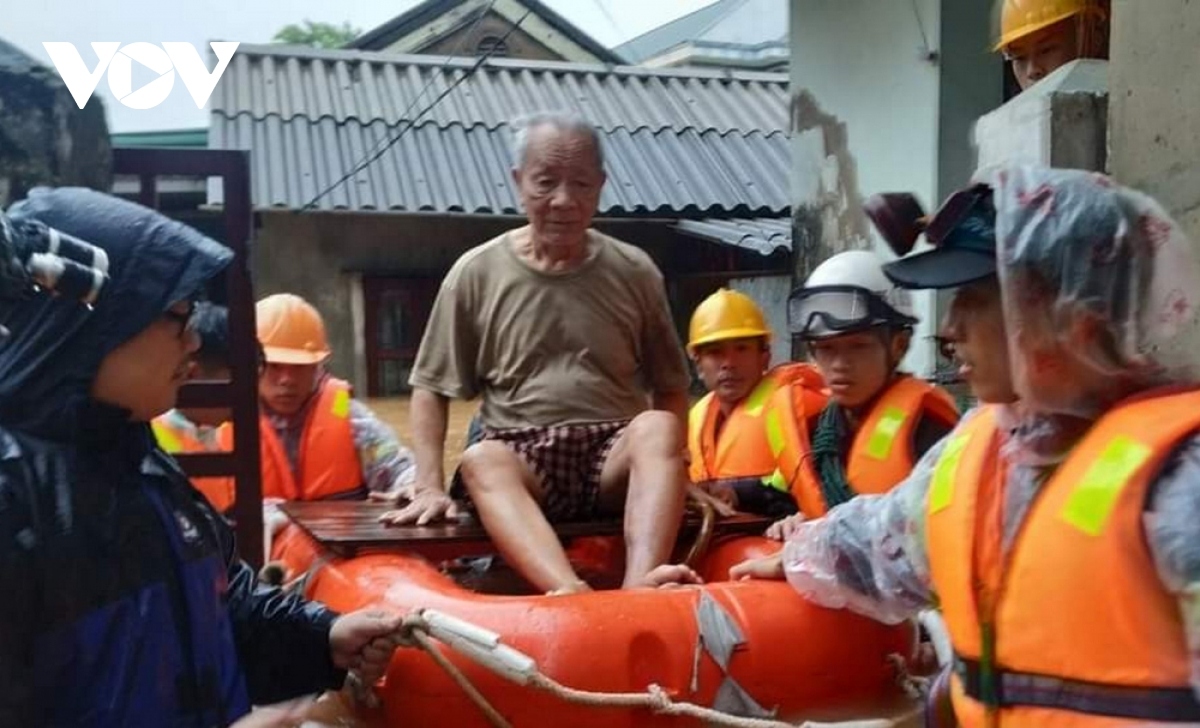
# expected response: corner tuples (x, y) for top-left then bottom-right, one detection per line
(598, 411), (688, 588)
(459, 441), (588, 594)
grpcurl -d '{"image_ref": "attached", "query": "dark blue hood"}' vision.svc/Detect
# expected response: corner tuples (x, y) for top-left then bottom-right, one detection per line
(2, 187), (232, 440)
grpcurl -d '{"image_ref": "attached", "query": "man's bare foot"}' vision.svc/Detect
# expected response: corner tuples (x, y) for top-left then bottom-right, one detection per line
(636, 564), (704, 589)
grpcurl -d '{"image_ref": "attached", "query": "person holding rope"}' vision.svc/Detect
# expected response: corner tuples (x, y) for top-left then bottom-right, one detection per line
(0, 189), (406, 726)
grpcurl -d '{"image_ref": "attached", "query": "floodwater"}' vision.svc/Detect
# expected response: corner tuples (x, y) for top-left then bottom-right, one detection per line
(365, 396), (480, 475)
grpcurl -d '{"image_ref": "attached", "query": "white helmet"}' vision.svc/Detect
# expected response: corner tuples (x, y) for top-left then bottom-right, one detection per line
(790, 250), (917, 338)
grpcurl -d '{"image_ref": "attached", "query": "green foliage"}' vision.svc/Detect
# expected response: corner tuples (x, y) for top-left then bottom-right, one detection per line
(272, 20), (362, 49)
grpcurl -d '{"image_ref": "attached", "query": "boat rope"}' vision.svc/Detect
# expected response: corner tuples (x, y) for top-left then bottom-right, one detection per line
(388, 608), (921, 728)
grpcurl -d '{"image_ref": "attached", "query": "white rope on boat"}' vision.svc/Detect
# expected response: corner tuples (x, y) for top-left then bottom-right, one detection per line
(386, 608), (922, 728)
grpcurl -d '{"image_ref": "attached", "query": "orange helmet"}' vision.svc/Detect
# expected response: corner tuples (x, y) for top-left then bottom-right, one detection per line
(687, 288), (771, 355)
(995, 0), (1107, 51)
(256, 293), (331, 365)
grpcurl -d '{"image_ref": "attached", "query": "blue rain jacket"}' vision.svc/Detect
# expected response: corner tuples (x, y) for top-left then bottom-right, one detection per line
(0, 188), (345, 726)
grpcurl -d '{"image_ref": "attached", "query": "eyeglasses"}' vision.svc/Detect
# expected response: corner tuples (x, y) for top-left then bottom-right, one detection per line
(163, 301), (196, 337)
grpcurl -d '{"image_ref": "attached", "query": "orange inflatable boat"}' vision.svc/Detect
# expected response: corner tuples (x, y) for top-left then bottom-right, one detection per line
(272, 502), (919, 728)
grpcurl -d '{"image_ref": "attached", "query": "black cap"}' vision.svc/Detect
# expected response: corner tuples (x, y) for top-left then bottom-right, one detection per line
(881, 185), (998, 290)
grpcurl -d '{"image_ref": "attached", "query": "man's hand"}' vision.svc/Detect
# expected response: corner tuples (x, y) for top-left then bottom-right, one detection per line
(729, 552), (784, 581)
(638, 563), (704, 589)
(702, 481), (738, 510)
(368, 479), (416, 507)
(764, 513), (806, 541)
(228, 698), (316, 728)
(329, 609), (406, 685)
(686, 483), (738, 518)
(379, 488), (458, 526)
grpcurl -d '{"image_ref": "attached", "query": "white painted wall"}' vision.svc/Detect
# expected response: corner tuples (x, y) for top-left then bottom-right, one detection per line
(790, 0), (941, 376)
(731, 275), (793, 367)
(789, 0), (1002, 377)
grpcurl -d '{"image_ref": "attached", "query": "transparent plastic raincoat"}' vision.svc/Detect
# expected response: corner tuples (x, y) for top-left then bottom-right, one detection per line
(780, 166), (1200, 697)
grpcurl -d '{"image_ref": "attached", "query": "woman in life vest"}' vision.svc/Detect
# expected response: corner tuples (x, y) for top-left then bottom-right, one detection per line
(765, 250), (959, 537)
(733, 165), (1200, 727)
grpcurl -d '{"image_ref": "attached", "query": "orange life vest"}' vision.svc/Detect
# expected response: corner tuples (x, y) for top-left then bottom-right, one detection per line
(927, 392), (1200, 726)
(687, 363), (826, 489)
(260, 377), (364, 501)
(152, 415), (236, 513)
(768, 375), (959, 518)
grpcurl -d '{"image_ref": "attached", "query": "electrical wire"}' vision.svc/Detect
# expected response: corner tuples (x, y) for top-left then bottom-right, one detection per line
(300, 1), (531, 211)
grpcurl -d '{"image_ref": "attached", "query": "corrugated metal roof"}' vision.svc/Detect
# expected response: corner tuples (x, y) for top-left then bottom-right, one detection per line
(210, 44), (790, 215)
(213, 45), (788, 132)
(674, 217), (791, 256)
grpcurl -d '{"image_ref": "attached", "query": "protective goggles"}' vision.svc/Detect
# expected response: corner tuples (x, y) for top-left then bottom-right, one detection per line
(788, 285), (915, 337)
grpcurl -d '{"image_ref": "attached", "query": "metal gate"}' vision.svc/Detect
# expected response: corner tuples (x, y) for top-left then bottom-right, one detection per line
(112, 147), (264, 568)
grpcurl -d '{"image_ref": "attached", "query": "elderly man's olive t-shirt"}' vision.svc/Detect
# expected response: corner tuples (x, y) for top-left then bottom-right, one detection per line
(409, 230), (690, 429)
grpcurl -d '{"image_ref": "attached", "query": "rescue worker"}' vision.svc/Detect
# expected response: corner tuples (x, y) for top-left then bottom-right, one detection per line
(152, 301), (239, 513)
(766, 250), (959, 537)
(0, 188), (406, 725)
(686, 288), (825, 518)
(255, 293), (416, 504)
(996, 0), (1109, 91)
(732, 166), (1200, 725)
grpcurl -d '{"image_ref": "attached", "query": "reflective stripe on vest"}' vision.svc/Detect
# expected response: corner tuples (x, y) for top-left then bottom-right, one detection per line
(862, 405), (908, 460)
(687, 376), (781, 486)
(153, 420), (185, 453)
(927, 391), (1200, 726)
(762, 406), (789, 491)
(152, 416), (237, 513)
(846, 376), (959, 496)
(773, 376), (958, 518)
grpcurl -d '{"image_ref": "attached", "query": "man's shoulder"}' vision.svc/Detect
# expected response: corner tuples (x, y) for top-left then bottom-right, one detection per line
(590, 230), (660, 276)
(448, 233), (510, 278)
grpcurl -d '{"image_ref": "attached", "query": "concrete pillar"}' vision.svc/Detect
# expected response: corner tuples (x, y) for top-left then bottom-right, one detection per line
(1108, 0), (1200, 245)
(730, 275), (792, 366)
(973, 60), (1108, 173)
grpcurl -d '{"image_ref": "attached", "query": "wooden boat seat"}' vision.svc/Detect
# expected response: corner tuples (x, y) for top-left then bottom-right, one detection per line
(279, 501), (773, 558)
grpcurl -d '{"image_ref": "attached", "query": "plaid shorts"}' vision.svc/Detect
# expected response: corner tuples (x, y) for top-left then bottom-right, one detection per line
(451, 420), (629, 522)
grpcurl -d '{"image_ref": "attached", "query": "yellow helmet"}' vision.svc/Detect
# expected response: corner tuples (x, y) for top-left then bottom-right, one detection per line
(687, 288), (770, 355)
(994, 0), (1097, 51)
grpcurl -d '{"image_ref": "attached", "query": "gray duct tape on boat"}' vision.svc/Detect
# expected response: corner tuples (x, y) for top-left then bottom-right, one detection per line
(696, 591), (744, 670)
(696, 592), (778, 718)
(714, 677), (779, 720)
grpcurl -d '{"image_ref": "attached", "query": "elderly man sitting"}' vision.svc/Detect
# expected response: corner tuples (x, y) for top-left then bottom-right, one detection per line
(382, 112), (696, 594)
